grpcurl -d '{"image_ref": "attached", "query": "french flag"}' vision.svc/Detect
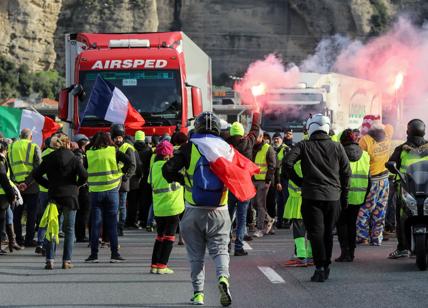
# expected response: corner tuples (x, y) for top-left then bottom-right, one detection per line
(191, 133), (260, 202)
(81, 75), (145, 129)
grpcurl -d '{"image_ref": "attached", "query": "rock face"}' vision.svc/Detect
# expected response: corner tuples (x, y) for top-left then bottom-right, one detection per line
(1, 0), (428, 82)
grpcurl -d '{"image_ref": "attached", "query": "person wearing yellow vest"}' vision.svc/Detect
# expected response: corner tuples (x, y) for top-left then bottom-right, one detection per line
(33, 135), (88, 270)
(163, 112), (232, 306)
(148, 140), (184, 274)
(83, 132), (132, 264)
(273, 132), (290, 230)
(357, 116), (393, 246)
(386, 119), (428, 259)
(282, 160), (314, 267)
(0, 141), (20, 254)
(252, 130), (276, 238)
(35, 137), (56, 255)
(336, 129), (370, 262)
(110, 124), (136, 237)
(8, 128), (41, 247)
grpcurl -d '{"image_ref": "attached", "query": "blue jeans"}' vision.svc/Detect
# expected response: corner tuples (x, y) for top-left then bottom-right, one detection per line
(118, 191), (127, 229)
(37, 192), (49, 246)
(276, 179), (289, 225)
(13, 193), (39, 245)
(147, 204), (155, 227)
(90, 189), (120, 256)
(45, 207), (76, 261)
(228, 192), (250, 250)
(6, 206), (13, 225)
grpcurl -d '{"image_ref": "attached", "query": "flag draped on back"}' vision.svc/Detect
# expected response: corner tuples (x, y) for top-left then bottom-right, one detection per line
(190, 133), (260, 202)
(0, 106), (60, 146)
(81, 75), (145, 129)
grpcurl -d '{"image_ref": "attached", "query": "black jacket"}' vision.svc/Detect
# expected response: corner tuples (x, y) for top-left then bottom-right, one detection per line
(134, 141), (153, 185)
(162, 142), (191, 185)
(33, 148), (88, 209)
(387, 136), (428, 173)
(0, 154), (15, 203)
(252, 141), (276, 184)
(119, 142), (137, 192)
(283, 131), (351, 201)
(226, 112), (260, 160)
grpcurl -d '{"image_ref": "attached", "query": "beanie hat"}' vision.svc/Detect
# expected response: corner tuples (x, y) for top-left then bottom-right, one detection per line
(272, 132), (282, 139)
(340, 128), (356, 145)
(156, 140), (174, 157)
(230, 122), (244, 137)
(135, 130), (145, 142)
(361, 115), (382, 135)
(306, 114), (331, 137)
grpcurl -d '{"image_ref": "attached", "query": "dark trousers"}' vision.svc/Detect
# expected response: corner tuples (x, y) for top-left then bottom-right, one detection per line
(139, 182), (152, 226)
(151, 215), (180, 267)
(301, 199), (339, 268)
(75, 186), (90, 241)
(126, 189), (140, 226)
(336, 204), (361, 250)
(396, 197), (406, 251)
(14, 193), (39, 246)
(276, 179), (289, 226)
(385, 177), (396, 230)
(266, 186), (277, 219)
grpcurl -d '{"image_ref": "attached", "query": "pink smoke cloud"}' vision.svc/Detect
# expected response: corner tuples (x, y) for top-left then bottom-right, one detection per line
(233, 54), (300, 109)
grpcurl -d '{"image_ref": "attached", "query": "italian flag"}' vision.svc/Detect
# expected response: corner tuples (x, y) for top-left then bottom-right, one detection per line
(0, 106), (60, 146)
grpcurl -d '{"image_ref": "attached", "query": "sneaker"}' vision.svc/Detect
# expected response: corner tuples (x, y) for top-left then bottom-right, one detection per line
(253, 230), (264, 238)
(62, 261), (73, 269)
(356, 239), (369, 245)
(283, 258), (307, 267)
(35, 246), (44, 255)
(218, 276), (232, 307)
(150, 266), (158, 274)
(234, 249), (248, 256)
(85, 255), (99, 263)
(45, 261), (54, 270)
(110, 255), (126, 263)
(157, 267), (174, 274)
(264, 219), (274, 235)
(388, 249), (409, 259)
(191, 292), (204, 305)
(146, 226), (154, 232)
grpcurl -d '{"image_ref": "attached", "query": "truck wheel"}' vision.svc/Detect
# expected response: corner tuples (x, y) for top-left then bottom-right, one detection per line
(415, 234), (427, 271)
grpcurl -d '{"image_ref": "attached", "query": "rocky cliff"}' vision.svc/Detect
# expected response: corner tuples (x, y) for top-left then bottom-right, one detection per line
(1, 0), (427, 83)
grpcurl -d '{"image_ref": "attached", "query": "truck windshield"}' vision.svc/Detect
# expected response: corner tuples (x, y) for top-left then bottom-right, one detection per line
(79, 70), (182, 127)
(261, 103), (324, 132)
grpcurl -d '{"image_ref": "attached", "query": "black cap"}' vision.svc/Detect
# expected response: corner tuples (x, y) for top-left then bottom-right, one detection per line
(273, 132), (282, 139)
(110, 124), (125, 139)
(407, 119), (425, 137)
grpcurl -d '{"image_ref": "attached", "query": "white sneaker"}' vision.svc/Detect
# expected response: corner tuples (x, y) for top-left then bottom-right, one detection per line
(264, 219), (274, 234)
(253, 230), (264, 238)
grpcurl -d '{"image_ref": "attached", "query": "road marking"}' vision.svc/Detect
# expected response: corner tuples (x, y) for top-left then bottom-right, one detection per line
(258, 266), (285, 284)
(243, 241), (253, 250)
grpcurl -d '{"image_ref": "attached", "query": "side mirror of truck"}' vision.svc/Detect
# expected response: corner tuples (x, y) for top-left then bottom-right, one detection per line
(191, 87), (203, 117)
(70, 84), (86, 100)
(58, 88), (70, 121)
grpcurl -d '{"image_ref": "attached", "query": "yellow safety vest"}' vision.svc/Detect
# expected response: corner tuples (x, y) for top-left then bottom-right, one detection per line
(8, 139), (38, 182)
(118, 142), (136, 177)
(149, 160), (184, 217)
(348, 151), (370, 205)
(87, 146), (122, 193)
(0, 161), (14, 196)
(184, 144), (228, 206)
(254, 143), (270, 181)
(284, 161), (302, 220)
(277, 144), (288, 177)
(400, 150), (428, 173)
(39, 148), (55, 193)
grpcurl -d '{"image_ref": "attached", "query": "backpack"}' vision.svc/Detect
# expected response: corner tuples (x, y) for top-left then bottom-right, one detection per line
(191, 154), (225, 206)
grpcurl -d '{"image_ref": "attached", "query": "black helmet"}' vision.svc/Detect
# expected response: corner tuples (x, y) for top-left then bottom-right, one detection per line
(110, 123), (125, 139)
(194, 112), (221, 136)
(407, 119), (425, 137)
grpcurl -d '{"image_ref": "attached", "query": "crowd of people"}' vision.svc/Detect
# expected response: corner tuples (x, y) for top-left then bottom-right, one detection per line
(0, 109), (427, 306)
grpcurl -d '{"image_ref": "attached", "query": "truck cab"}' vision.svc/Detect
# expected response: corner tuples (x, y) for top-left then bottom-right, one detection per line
(58, 32), (212, 138)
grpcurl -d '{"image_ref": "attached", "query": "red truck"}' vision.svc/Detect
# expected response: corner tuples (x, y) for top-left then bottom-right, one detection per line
(58, 32), (212, 138)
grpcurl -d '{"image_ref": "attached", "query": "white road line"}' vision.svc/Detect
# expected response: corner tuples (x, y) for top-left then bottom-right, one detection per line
(258, 266), (285, 284)
(243, 241), (253, 250)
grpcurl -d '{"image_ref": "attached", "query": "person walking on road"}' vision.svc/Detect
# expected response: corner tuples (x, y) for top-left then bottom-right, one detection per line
(356, 115), (393, 246)
(335, 129), (370, 262)
(163, 112), (234, 306)
(84, 132), (132, 263)
(149, 140), (184, 274)
(9, 128), (41, 247)
(284, 114), (351, 282)
(226, 111), (260, 255)
(251, 130), (276, 238)
(33, 135), (88, 269)
(386, 119), (428, 259)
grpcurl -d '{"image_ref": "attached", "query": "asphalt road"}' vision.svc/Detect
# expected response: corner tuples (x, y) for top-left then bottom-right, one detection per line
(1, 229), (428, 308)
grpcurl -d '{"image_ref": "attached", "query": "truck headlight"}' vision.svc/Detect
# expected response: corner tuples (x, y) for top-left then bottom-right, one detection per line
(402, 190), (417, 216)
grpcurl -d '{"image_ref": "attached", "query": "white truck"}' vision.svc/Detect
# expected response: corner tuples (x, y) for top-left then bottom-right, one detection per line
(260, 72), (382, 140)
